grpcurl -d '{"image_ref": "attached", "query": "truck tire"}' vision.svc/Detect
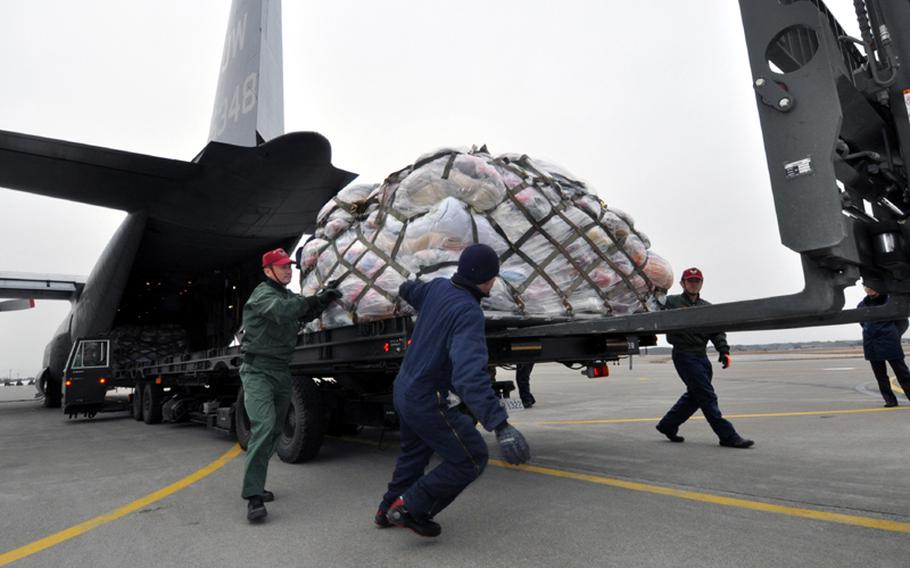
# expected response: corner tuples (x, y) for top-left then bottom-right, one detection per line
(131, 384), (144, 421)
(142, 383), (163, 424)
(39, 371), (62, 409)
(277, 376), (325, 463)
(235, 387), (251, 451)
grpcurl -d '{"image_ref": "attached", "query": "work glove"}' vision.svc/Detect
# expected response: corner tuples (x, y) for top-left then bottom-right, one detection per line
(718, 351), (731, 369)
(495, 421), (530, 465)
(316, 281), (343, 305)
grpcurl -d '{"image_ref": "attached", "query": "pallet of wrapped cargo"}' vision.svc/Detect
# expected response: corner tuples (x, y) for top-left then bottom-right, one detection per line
(299, 146), (673, 330)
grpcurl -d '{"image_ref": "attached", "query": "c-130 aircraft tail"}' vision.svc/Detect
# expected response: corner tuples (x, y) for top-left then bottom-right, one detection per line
(210, 0), (284, 147)
(0, 0), (356, 407)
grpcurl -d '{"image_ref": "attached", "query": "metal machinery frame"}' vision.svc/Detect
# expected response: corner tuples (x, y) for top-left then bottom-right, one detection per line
(502, 0), (910, 340)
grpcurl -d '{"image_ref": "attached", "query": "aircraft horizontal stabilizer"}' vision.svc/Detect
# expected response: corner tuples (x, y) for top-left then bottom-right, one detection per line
(0, 271), (86, 301)
(0, 129), (197, 212)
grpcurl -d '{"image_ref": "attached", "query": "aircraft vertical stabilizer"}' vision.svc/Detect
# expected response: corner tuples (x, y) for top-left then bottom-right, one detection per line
(209, 0), (284, 147)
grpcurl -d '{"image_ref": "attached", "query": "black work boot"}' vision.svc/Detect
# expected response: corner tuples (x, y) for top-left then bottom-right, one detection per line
(656, 423), (684, 443)
(719, 436), (755, 449)
(247, 495), (267, 522)
(386, 497), (441, 537)
(262, 490), (275, 503)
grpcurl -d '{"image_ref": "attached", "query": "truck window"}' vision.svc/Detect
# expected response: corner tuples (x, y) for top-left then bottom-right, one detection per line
(73, 340), (109, 369)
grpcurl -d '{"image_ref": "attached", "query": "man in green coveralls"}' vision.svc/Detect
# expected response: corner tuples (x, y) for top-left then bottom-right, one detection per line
(241, 248), (340, 521)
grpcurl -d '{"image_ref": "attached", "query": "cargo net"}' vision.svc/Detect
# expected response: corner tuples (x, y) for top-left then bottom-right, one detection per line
(108, 324), (188, 368)
(299, 146), (673, 330)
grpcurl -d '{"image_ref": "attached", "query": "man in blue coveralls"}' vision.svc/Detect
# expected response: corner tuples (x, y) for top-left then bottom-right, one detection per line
(655, 267), (754, 449)
(858, 284), (910, 407)
(375, 243), (531, 537)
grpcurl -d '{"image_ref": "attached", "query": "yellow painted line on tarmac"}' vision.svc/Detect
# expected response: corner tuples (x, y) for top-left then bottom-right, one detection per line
(489, 459), (910, 534)
(325, 430), (910, 533)
(0, 443), (242, 567)
(892, 378), (905, 395)
(539, 406), (910, 426)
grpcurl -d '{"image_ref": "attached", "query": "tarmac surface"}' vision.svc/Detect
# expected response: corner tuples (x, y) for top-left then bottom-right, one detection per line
(1, 353), (909, 567)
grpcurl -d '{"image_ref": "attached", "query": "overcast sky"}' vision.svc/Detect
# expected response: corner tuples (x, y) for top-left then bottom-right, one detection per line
(0, 1), (868, 377)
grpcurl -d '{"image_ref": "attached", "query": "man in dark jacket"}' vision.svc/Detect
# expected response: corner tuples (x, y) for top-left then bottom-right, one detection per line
(375, 243), (530, 537)
(656, 267), (754, 448)
(240, 248), (340, 522)
(859, 285), (910, 407)
(516, 363), (536, 408)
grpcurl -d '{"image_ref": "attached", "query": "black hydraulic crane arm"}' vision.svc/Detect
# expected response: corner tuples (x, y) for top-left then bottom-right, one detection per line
(735, 0), (910, 286)
(501, 0), (910, 340)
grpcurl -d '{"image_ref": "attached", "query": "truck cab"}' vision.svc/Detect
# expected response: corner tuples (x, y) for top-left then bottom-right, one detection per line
(63, 337), (111, 418)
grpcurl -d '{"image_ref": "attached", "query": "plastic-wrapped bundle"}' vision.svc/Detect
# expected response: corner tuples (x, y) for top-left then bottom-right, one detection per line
(300, 146), (673, 330)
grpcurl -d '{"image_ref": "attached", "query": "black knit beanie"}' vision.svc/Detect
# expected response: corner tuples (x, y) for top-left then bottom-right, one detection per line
(456, 244), (500, 284)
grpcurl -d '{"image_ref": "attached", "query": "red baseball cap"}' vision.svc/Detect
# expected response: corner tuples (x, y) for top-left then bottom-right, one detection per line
(262, 248), (294, 268)
(680, 267), (704, 281)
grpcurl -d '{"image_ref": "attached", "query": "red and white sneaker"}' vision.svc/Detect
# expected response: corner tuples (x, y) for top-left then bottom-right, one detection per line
(386, 497), (441, 537)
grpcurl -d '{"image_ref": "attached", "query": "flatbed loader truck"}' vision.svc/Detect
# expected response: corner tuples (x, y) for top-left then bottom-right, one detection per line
(63, 315), (647, 463)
